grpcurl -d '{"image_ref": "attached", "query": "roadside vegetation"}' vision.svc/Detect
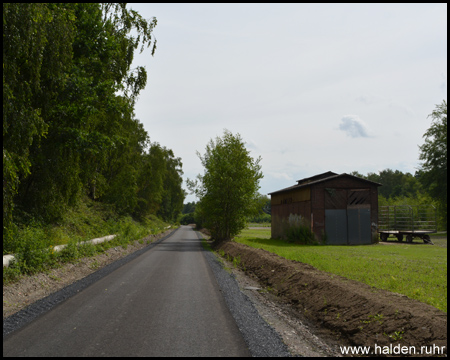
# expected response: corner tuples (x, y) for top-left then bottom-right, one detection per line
(187, 130), (263, 241)
(234, 228), (448, 313)
(247, 222), (271, 228)
(3, 197), (171, 284)
(3, 4), (184, 283)
(180, 197), (271, 228)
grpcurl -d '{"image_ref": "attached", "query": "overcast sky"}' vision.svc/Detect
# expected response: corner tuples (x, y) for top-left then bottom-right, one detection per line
(128, 3), (447, 203)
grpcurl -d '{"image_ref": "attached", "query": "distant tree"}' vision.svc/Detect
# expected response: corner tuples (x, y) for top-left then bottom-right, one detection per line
(418, 100), (447, 228)
(253, 194), (271, 215)
(179, 212), (195, 225)
(262, 196), (272, 215)
(187, 130), (263, 241)
(182, 202), (197, 214)
(157, 148), (185, 222)
(132, 143), (184, 221)
(247, 194), (271, 223)
(349, 171), (365, 178)
(363, 169), (423, 199)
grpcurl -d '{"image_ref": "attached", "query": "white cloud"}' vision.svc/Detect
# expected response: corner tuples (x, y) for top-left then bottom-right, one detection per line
(338, 115), (374, 138)
(267, 172), (293, 181)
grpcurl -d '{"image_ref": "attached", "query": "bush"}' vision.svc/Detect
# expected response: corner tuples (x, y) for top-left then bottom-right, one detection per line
(4, 223), (62, 275)
(59, 239), (79, 262)
(285, 225), (317, 244)
(193, 203), (205, 230)
(179, 212), (195, 225)
(248, 213), (271, 223)
(284, 214), (317, 245)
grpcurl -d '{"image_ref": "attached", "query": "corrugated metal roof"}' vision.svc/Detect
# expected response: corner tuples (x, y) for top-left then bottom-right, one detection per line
(268, 172), (381, 195)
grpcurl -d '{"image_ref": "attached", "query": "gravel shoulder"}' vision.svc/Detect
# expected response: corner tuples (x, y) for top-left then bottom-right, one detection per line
(203, 239), (344, 357)
(215, 239), (447, 357)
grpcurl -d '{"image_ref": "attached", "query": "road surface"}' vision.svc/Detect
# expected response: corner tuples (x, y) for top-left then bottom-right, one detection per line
(3, 226), (251, 357)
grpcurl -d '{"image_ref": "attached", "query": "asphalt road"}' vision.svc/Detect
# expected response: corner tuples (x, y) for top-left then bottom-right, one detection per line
(3, 226), (252, 357)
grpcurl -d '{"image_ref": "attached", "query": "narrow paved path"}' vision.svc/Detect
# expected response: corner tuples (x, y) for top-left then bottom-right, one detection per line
(3, 226), (251, 357)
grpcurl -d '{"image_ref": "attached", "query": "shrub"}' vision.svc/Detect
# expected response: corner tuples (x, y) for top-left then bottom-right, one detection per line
(10, 223), (57, 273)
(179, 212), (195, 225)
(284, 214), (317, 245)
(59, 239), (79, 262)
(248, 213), (271, 223)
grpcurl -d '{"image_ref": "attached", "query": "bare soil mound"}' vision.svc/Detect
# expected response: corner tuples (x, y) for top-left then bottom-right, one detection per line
(215, 241), (447, 355)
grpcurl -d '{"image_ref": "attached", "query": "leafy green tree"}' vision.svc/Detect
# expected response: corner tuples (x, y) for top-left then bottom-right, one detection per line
(349, 171), (365, 178)
(157, 149), (185, 222)
(182, 202), (197, 214)
(247, 194), (271, 223)
(4, 3), (158, 225)
(179, 212), (195, 225)
(3, 2), (188, 245)
(132, 143), (185, 221)
(361, 169), (423, 199)
(418, 100), (447, 228)
(188, 130), (263, 241)
(134, 143), (166, 218)
(3, 3), (75, 227)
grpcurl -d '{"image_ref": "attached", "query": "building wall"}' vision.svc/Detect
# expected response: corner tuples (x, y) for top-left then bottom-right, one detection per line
(271, 187), (311, 239)
(271, 176), (379, 243)
(271, 187), (310, 205)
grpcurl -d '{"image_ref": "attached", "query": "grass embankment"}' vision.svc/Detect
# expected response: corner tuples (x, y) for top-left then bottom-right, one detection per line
(234, 228), (448, 312)
(3, 198), (172, 284)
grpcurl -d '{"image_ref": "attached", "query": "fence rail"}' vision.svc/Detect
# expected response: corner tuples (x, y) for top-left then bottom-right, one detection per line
(378, 205), (437, 233)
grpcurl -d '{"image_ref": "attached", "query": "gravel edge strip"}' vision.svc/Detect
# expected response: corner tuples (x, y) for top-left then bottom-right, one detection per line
(3, 229), (178, 339)
(197, 231), (292, 357)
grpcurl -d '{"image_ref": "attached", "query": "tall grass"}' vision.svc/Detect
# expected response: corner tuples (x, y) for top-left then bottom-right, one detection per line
(234, 228), (447, 312)
(283, 214), (317, 244)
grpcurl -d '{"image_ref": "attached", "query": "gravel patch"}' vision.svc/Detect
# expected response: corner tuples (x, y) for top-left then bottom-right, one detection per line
(198, 231), (292, 357)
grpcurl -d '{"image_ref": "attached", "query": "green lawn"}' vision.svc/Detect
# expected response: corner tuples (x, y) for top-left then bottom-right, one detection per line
(247, 222), (271, 228)
(234, 228), (447, 312)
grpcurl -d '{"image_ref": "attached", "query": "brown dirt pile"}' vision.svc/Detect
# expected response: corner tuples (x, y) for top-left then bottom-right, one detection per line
(216, 241), (447, 354)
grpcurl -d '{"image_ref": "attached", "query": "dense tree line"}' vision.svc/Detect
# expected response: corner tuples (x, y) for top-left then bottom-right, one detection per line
(350, 168), (445, 230)
(3, 3), (184, 237)
(350, 169), (424, 200)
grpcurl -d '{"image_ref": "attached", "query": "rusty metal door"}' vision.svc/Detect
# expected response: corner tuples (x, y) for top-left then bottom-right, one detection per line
(347, 207), (371, 244)
(325, 188), (373, 245)
(325, 209), (347, 244)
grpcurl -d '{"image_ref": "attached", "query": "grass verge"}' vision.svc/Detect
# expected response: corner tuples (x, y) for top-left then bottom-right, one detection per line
(247, 222), (271, 228)
(234, 228), (447, 312)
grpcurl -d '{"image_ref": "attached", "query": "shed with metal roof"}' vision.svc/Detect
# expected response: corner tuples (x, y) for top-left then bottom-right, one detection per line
(269, 172), (381, 244)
